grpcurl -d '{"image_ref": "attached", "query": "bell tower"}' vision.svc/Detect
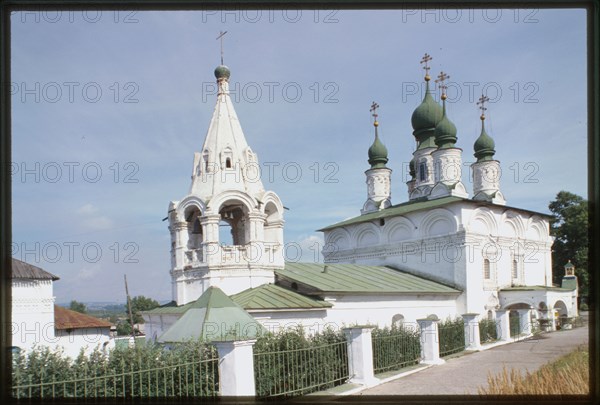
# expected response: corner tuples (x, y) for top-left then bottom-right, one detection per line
(167, 61), (285, 305)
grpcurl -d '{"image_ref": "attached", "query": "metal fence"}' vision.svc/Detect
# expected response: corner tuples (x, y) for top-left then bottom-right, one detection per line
(372, 329), (421, 374)
(478, 319), (498, 344)
(254, 341), (349, 397)
(509, 312), (521, 336)
(12, 351), (219, 398)
(438, 318), (465, 357)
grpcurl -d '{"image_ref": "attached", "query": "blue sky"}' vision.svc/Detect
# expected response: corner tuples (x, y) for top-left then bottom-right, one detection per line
(10, 9), (587, 302)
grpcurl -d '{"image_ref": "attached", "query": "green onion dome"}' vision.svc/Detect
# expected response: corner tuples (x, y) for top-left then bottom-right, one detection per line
(434, 100), (458, 148)
(214, 65), (231, 81)
(474, 117), (496, 161)
(411, 79), (443, 148)
(368, 121), (389, 169)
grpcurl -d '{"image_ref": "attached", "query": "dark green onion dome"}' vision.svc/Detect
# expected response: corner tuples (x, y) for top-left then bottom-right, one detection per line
(368, 121), (389, 169)
(474, 117), (496, 162)
(409, 157), (416, 179)
(434, 99), (458, 149)
(411, 80), (443, 149)
(214, 65), (231, 81)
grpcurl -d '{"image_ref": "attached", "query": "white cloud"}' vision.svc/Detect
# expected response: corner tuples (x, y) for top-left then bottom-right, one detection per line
(76, 203), (98, 215)
(76, 203), (114, 230)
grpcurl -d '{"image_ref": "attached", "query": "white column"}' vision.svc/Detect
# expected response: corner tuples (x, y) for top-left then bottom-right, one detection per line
(342, 327), (378, 386)
(547, 309), (557, 331)
(517, 308), (533, 337)
(462, 313), (482, 350)
(213, 339), (257, 396)
(417, 316), (445, 365)
(495, 310), (511, 342)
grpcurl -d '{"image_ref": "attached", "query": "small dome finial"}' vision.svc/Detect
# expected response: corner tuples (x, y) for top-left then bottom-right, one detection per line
(370, 101), (380, 127)
(435, 71), (450, 101)
(420, 53), (432, 81)
(477, 94), (489, 121)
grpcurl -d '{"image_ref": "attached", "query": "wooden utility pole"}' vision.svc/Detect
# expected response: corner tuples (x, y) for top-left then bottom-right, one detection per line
(124, 274), (136, 341)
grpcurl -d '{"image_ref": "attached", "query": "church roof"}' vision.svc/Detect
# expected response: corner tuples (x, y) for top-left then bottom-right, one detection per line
(11, 258), (59, 280)
(318, 196), (552, 231)
(230, 284), (332, 310)
(54, 306), (111, 330)
(157, 287), (266, 343)
(500, 285), (573, 292)
(276, 263), (461, 295)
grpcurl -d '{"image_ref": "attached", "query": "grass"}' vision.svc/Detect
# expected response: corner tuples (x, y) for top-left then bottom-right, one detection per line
(478, 345), (589, 395)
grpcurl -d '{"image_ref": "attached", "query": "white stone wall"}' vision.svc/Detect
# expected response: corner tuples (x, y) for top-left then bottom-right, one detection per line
(54, 328), (114, 359)
(11, 279), (56, 351)
(322, 294), (459, 328)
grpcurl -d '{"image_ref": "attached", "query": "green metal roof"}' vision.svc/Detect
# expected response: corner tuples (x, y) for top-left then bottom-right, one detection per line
(231, 284), (332, 310)
(142, 300), (193, 316)
(318, 196), (463, 231)
(157, 287), (266, 343)
(561, 277), (578, 291)
(275, 263), (461, 294)
(500, 285), (573, 292)
(318, 196), (553, 232)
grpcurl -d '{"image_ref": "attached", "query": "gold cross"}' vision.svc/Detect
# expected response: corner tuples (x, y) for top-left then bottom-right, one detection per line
(435, 71), (450, 99)
(370, 101), (379, 123)
(477, 94), (490, 119)
(216, 30), (228, 65)
(420, 53), (432, 79)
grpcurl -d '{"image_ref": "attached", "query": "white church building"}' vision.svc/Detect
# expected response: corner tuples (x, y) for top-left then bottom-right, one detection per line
(143, 56), (577, 342)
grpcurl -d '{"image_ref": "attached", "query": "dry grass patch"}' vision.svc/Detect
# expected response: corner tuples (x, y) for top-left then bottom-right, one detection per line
(478, 345), (589, 395)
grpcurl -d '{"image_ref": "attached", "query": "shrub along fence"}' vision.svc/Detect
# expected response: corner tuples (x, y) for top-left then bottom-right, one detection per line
(12, 341), (218, 399)
(253, 327), (349, 397)
(478, 319), (498, 344)
(438, 317), (466, 357)
(371, 325), (421, 374)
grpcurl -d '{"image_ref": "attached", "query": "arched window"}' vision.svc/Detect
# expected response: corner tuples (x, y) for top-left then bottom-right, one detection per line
(392, 314), (405, 328)
(483, 259), (491, 279)
(512, 259), (519, 279)
(226, 158), (232, 169)
(419, 162), (427, 182)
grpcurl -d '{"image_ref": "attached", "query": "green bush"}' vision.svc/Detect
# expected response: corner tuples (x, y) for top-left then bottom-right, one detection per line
(12, 340), (218, 398)
(371, 324), (421, 373)
(580, 303), (588, 311)
(253, 325), (348, 397)
(479, 319), (498, 343)
(438, 317), (465, 356)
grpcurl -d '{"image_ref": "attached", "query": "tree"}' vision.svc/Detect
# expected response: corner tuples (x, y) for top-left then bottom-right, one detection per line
(69, 300), (87, 314)
(129, 296), (160, 325)
(116, 320), (133, 336)
(549, 191), (588, 296)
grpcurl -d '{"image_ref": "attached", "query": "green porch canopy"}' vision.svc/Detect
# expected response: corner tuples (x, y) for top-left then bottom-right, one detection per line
(158, 286), (266, 343)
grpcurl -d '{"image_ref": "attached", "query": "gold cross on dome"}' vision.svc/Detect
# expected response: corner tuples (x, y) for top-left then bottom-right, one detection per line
(370, 101), (379, 123)
(420, 53), (432, 79)
(216, 30), (228, 65)
(435, 71), (450, 99)
(477, 94), (490, 118)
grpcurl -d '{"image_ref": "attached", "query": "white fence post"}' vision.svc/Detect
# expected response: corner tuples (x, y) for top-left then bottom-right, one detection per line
(461, 313), (482, 350)
(495, 309), (511, 341)
(342, 326), (378, 387)
(516, 308), (533, 337)
(213, 339), (257, 396)
(417, 316), (445, 365)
